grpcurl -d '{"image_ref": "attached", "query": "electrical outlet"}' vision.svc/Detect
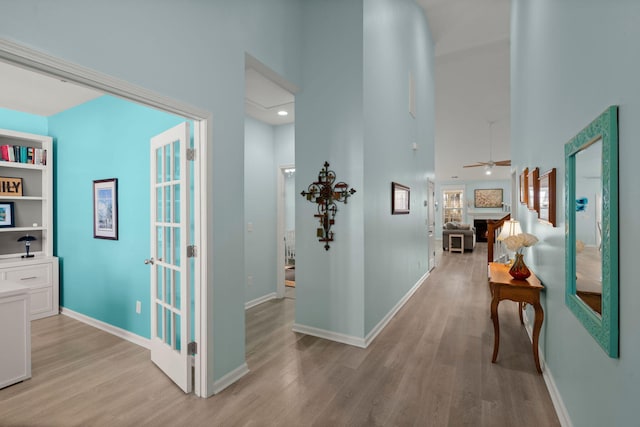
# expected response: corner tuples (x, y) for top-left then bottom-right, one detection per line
(248, 276), (253, 286)
(136, 300), (141, 314)
(247, 222), (253, 232)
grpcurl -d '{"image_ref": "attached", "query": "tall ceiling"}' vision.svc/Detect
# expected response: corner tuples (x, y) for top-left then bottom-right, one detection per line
(0, 1), (510, 182)
(418, 0), (511, 182)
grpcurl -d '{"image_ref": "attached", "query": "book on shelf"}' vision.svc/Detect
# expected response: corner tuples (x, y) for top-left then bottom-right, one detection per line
(0, 144), (47, 165)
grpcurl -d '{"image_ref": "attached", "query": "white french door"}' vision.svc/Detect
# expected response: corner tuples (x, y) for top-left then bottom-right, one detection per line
(148, 122), (191, 393)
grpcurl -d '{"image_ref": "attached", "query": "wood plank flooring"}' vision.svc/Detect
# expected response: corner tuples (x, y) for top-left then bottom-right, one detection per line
(0, 243), (560, 426)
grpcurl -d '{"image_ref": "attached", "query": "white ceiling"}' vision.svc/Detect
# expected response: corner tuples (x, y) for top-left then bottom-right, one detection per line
(418, 0), (511, 182)
(0, 1), (510, 182)
(0, 61), (102, 116)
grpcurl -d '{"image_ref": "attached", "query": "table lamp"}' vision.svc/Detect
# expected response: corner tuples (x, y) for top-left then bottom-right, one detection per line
(17, 234), (37, 258)
(497, 219), (522, 264)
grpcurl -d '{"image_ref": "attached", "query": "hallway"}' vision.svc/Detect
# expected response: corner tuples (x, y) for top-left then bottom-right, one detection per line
(0, 243), (559, 426)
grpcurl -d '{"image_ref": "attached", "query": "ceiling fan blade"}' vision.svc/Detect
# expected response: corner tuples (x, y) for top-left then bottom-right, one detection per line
(494, 160), (511, 166)
(463, 163), (489, 168)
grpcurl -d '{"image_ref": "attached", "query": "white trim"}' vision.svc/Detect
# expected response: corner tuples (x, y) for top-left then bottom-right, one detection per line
(61, 307), (151, 350)
(276, 164), (295, 299)
(292, 323), (366, 348)
(364, 271), (429, 346)
(244, 292), (277, 310)
(195, 118), (210, 398)
(212, 363), (249, 394)
(0, 38), (211, 398)
(522, 312), (573, 427)
(292, 272), (429, 349)
(0, 39), (209, 120)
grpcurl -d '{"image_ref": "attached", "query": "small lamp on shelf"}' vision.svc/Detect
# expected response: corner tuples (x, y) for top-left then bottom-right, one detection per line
(17, 234), (37, 258)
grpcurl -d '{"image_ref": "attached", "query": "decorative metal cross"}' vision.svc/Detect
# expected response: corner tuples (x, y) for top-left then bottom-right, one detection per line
(301, 161), (356, 250)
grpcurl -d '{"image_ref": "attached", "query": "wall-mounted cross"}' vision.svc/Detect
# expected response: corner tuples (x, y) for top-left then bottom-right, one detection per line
(301, 161), (356, 250)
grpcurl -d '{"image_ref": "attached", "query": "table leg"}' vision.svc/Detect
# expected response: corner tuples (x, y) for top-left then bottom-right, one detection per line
(532, 302), (544, 374)
(518, 302), (524, 325)
(491, 295), (500, 363)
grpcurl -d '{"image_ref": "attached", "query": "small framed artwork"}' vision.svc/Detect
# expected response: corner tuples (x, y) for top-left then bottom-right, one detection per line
(539, 168), (556, 226)
(0, 201), (15, 228)
(392, 182), (410, 214)
(527, 167), (540, 213)
(474, 188), (503, 208)
(520, 168), (528, 205)
(93, 178), (118, 240)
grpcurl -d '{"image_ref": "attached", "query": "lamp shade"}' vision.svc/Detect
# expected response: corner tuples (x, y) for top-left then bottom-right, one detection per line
(497, 219), (522, 241)
(17, 235), (37, 242)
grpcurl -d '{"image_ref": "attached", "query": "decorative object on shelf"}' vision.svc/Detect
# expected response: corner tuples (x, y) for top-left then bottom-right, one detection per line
(527, 167), (540, 212)
(391, 182), (410, 214)
(93, 178), (118, 240)
(0, 176), (22, 196)
(501, 232), (538, 279)
(519, 167), (529, 205)
(300, 162), (356, 250)
(474, 188), (503, 208)
(509, 253), (531, 280)
(17, 234), (37, 258)
(0, 201), (15, 228)
(538, 168), (556, 226)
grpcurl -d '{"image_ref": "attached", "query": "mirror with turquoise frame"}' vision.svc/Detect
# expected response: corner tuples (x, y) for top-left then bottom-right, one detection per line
(565, 106), (618, 357)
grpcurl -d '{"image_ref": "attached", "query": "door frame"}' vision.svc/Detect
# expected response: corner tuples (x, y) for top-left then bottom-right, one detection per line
(0, 39), (210, 397)
(276, 164), (295, 299)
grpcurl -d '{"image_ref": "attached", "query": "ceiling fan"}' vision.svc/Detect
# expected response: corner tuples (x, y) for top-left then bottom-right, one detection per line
(463, 121), (510, 175)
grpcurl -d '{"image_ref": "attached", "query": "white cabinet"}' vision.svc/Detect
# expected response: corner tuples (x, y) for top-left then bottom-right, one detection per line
(0, 258), (59, 319)
(0, 281), (31, 389)
(0, 128), (58, 319)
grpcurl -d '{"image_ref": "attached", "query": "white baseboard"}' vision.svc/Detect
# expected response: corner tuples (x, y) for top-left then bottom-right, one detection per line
(292, 271), (429, 349)
(292, 323), (366, 348)
(245, 292), (277, 310)
(364, 271), (429, 347)
(61, 307), (151, 350)
(212, 363), (249, 394)
(522, 312), (573, 427)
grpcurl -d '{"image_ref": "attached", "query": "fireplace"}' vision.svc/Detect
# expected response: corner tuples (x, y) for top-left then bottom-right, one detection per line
(474, 219), (489, 242)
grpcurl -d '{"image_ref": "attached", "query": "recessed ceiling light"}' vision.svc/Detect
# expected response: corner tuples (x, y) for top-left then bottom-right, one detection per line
(277, 110), (288, 116)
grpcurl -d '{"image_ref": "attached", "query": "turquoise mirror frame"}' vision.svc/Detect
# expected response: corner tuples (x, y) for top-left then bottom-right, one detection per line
(565, 106), (619, 357)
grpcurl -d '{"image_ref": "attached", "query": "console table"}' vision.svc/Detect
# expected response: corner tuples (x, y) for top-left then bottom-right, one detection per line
(488, 262), (544, 374)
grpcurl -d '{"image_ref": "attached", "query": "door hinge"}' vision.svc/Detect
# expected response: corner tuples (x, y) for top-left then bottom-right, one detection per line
(187, 148), (196, 161)
(188, 341), (197, 355)
(187, 245), (197, 258)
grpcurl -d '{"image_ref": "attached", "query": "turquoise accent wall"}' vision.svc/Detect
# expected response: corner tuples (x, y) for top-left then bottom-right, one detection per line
(0, 108), (47, 135)
(363, 0), (435, 335)
(512, 1), (640, 425)
(48, 95), (186, 338)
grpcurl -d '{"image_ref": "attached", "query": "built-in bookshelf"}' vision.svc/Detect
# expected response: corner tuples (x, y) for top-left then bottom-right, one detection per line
(0, 128), (58, 320)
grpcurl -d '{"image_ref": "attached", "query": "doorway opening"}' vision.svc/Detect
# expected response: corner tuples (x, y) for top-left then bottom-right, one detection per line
(0, 39), (209, 397)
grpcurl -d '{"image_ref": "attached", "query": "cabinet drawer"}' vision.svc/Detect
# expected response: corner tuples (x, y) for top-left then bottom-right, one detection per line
(5, 264), (52, 288)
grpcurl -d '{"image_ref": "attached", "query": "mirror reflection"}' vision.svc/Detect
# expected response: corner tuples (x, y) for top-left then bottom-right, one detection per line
(574, 138), (602, 315)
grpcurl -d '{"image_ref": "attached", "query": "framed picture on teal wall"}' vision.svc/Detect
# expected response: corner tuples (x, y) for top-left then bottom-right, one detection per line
(93, 178), (118, 240)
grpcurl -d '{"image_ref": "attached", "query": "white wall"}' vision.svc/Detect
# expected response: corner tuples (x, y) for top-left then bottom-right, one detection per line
(512, 1), (640, 425)
(362, 0), (435, 334)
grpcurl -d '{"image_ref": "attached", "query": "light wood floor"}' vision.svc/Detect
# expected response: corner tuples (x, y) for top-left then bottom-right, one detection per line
(0, 243), (560, 426)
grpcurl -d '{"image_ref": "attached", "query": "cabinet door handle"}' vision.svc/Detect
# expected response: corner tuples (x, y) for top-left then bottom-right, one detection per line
(20, 276), (38, 280)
